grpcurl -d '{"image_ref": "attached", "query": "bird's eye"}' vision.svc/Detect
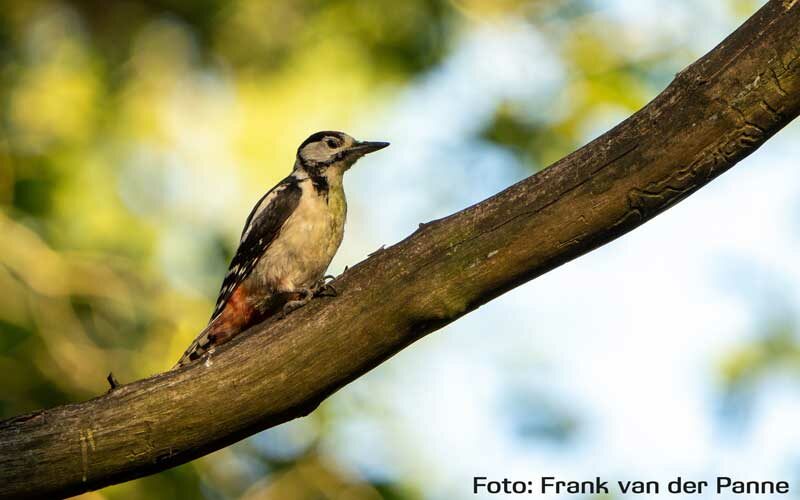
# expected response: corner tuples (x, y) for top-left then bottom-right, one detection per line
(325, 139), (339, 148)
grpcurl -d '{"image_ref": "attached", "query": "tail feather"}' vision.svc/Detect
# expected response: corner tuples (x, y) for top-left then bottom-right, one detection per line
(173, 290), (299, 369)
(173, 315), (241, 368)
(173, 288), (259, 369)
(173, 324), (217, 369)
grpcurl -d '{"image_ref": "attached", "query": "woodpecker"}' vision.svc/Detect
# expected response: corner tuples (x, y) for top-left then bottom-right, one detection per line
(174, 131), (389, 368)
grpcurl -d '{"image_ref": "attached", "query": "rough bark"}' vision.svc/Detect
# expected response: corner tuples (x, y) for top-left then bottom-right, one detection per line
(1, 1), (799, 498)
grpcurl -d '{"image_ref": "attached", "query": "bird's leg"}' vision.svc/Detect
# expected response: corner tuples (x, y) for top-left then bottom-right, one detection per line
(279, 277), (338, 319)
(279, 288), (314, 318)
(311, 275), (338, 297)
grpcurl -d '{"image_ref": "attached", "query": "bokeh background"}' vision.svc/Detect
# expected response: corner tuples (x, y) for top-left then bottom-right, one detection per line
(1, 0), (799, 498)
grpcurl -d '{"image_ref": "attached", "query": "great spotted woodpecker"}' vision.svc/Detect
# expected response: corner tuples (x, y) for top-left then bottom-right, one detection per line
(174, 131), (389, 367)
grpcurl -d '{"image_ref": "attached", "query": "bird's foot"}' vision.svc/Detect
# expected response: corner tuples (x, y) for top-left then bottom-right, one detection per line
(278, 278), (337, 319)
(279, 288), (314, 319)
(311, 275), (338, 297)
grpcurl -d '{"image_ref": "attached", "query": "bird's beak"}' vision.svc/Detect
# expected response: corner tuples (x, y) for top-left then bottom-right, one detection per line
(348, 140), (390, 157)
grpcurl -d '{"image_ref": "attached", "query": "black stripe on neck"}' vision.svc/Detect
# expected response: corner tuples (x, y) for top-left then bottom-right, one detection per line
(310, 175), (329, 199)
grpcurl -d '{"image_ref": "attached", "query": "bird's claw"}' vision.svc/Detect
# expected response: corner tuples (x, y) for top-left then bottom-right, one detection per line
(312, 275), (338, 297)
(279, 296), (310, 318)
(278, 287), (314, 319)
(277, 278), (338, 320)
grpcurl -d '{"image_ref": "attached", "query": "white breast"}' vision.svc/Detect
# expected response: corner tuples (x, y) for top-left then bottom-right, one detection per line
(254, 179), (346, 292)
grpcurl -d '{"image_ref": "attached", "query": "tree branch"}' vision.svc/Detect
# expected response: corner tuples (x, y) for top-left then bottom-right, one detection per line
(2, 1), (800, 498)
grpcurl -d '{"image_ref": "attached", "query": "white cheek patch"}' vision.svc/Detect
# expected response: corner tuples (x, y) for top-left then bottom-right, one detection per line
(301, 143), (333, 163)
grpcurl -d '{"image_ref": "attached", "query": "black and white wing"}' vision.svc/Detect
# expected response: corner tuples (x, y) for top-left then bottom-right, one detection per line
(210, 176), (302, 320)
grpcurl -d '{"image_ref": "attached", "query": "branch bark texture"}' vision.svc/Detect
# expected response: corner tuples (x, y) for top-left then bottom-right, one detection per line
(2, 1), (800, 498)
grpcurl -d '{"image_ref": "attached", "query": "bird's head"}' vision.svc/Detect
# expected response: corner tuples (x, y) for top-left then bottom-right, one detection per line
(295, 131), (389, 176)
